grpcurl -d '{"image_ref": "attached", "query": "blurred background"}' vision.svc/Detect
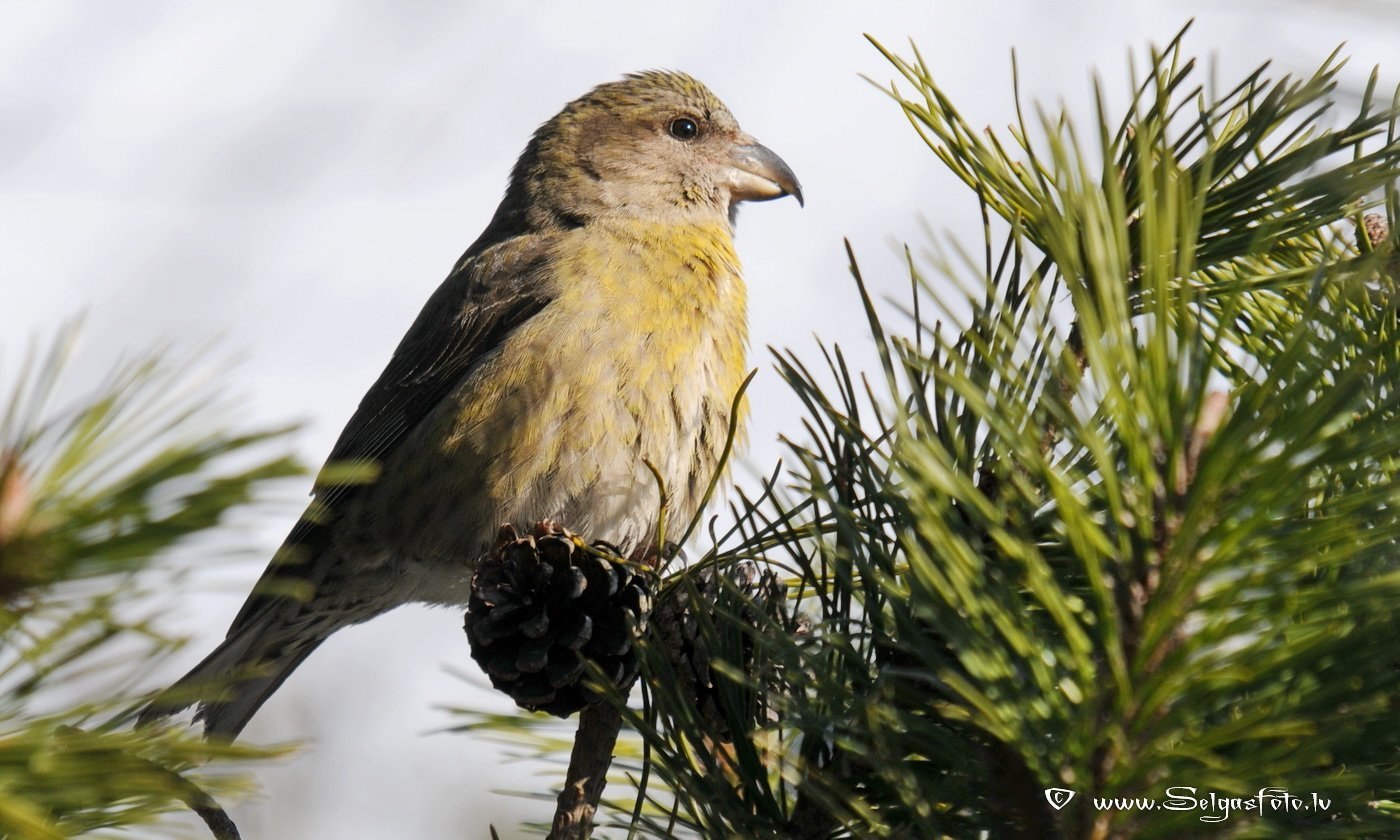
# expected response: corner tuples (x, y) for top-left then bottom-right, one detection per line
(1, 1), (1396, 836)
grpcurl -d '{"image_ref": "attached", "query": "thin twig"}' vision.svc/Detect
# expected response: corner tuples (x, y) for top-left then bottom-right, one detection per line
(137, 750), (241, 840)
(53, 725), (242, 840)
(189, 793), (242, 840)
(547, 702), (623, 839)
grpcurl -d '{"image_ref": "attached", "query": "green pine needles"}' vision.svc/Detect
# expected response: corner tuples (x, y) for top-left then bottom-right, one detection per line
(0, 326), (299, 838)
(578, 25), (1400, 840)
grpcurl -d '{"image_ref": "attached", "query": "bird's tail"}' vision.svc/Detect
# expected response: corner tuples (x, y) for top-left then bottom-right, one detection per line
(138, 609), (329, 741)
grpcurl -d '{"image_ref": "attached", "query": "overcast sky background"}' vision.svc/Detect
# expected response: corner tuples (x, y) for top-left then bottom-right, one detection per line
(2, 1), (1397, 837)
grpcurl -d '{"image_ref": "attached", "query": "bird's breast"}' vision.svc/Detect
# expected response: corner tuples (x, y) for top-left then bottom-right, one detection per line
(443, 219), (749, 551)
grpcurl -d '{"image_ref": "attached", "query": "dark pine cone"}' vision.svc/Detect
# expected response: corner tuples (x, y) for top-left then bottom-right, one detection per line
(652, 560), (793, 742)
(465, 522), (652, 717)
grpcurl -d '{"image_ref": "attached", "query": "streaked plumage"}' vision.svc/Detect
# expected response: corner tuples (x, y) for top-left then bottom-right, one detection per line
(140, 70), (801, 739)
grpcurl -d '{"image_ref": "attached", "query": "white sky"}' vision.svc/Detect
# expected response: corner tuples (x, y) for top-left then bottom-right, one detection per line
(1, 1), (1396, 837)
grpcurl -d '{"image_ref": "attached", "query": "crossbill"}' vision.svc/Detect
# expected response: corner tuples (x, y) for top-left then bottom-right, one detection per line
(141, 71), (801, 739)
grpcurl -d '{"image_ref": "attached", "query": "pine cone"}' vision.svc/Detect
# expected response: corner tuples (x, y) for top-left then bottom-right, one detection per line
(465, 522), (652, 717)
(1360, 213), (1390, 250)
(651, 560), (794, 742)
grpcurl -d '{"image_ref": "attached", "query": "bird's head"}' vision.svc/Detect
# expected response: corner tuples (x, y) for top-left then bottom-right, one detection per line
(505, 71), (802, 231)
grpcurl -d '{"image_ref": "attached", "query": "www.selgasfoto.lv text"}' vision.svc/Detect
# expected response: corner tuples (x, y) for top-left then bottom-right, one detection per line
(1091, 787), (1331, 823)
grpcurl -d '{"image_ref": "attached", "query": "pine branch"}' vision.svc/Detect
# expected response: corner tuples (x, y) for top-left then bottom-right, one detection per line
(0, 325), (299, 836)
(548, 703), (623, 839)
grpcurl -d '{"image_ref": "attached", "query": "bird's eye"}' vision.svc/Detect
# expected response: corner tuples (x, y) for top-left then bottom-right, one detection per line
(668, 117), (700, 141)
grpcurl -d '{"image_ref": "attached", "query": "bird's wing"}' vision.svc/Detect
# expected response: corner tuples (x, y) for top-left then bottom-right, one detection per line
(312, 235), (556, 517)
(228, 233), (557, 634)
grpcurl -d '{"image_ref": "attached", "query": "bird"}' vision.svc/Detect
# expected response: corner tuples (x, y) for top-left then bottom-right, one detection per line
(140, 70), (802, 740)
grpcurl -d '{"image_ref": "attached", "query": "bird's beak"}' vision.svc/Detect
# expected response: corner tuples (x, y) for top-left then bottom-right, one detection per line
(726, 138), (803, 207)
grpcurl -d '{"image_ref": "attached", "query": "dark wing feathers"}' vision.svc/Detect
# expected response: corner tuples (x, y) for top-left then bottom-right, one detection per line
(313, 245), (554, 517)
(228, 234), (557, 635)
